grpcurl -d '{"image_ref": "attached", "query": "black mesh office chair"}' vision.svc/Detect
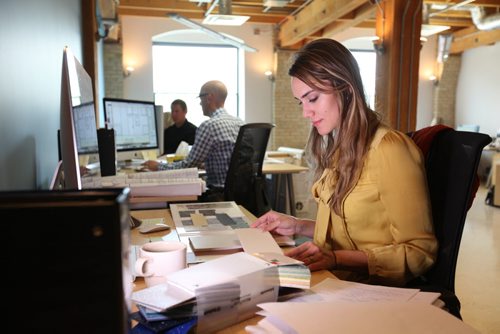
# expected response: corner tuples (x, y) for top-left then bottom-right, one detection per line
(407, 126), (491, 319)
(224, 123), (274, 217)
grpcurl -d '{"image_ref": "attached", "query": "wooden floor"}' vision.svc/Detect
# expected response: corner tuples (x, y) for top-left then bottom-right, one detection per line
(456, 184), (500, 333)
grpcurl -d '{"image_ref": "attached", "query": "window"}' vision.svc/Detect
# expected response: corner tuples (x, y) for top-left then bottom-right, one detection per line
(351, 50), (376, 109)
(152, 42), (241, 126)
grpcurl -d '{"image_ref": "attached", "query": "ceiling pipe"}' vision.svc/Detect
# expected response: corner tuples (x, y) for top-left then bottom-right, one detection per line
(206, 0), (232, 16)
(219, 0), (232, 15)
(469, 6), (500, 31)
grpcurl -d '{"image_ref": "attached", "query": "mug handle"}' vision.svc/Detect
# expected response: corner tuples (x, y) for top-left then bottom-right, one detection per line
(135, 257), (154, 277)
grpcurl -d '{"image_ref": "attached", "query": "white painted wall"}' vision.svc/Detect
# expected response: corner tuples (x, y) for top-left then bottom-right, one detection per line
(456, 42), (500, 138)
(416, 35), (438, 130)
(0, 0), (82, 190)
(121, 16), (274, 124)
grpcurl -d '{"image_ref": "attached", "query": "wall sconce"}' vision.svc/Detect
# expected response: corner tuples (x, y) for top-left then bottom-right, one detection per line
(371, 36), (385, 55)
(264, 70), (275, 82)
(419, 36), (428, 50)
(429, 74), (439, 86)
(123, 65), (134, 77)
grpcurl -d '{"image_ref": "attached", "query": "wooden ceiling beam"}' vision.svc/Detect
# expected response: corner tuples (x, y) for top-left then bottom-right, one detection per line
(118, 0), (298, 24)
(450, 26), (500, 54)
(428, 17), (474, 27)
(424, 0), (500, 7)
(322, 2), (376, 38)
(279, 0), (370, 47)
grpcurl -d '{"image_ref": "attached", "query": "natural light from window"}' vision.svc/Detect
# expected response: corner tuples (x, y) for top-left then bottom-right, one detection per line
(351, 50), (376, 109)
(152, 43), (240, 127)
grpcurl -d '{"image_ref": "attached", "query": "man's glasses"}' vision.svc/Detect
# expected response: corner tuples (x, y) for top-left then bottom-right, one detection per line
(197, 93), (208, 99)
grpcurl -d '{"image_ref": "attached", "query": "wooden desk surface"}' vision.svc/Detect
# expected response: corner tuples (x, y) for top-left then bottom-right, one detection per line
(129, 206), (334, 333)
(262, 161), (308, 174)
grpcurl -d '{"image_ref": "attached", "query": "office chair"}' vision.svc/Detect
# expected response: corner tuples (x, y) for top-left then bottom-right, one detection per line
(407, 125), (491, 319)
(224, 123), (274, 217)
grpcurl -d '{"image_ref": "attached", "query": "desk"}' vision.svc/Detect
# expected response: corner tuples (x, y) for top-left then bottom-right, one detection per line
(129, 206), (334, 333)
(262, 162), (309, 216)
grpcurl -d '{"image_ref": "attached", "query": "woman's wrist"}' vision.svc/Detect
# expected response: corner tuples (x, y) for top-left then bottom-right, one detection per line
(293, 218), (315, 237)
(331, 250), (338, 269)
(292, 216), (301, 235)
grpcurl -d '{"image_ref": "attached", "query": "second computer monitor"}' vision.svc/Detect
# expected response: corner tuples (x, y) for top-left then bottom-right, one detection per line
(103, 98), (158, 161)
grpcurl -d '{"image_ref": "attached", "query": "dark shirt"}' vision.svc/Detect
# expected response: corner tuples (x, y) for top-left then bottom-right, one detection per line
(163, 120), (197, 154)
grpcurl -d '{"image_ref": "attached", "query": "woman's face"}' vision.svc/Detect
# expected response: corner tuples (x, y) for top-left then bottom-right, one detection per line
(291, 77), (341, 136)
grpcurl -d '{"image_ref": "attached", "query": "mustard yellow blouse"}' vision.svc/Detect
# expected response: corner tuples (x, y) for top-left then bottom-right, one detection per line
(312, 126), (438, 286)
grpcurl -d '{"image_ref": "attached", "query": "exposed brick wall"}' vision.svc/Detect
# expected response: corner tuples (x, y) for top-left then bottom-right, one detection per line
(272, 49), (311, 151)
(433, 54), (461, 127)
(103, 43), (124, 99)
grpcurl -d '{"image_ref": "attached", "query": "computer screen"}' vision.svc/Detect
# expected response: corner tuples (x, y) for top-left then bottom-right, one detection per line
(73, 102), (99, 154)
(103, 98), (158, 160)
(59, 46), (99, 189)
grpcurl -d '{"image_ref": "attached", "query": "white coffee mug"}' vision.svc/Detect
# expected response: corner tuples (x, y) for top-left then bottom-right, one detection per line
(135, 241), (187, 287)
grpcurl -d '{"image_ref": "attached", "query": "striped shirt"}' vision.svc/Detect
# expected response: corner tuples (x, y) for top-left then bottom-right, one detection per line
(159, 108), (244, 188)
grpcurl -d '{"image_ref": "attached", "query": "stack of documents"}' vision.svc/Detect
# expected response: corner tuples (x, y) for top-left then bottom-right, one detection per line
(236, 228), (311, 289)
(131, 252), (280, 333)
(246, 278), (479, 333)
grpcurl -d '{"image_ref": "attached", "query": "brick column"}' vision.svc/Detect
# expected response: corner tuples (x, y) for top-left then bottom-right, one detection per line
(272, 49), (310, 151)
(103, 43), (124, 99)
(433, 54), (461, 127)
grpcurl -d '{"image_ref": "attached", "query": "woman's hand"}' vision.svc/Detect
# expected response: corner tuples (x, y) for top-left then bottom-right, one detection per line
(285, 241), (337, 272)
(251, 210), (298, 237)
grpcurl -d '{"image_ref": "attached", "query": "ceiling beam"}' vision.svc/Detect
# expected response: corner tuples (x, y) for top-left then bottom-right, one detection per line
(118, 0), (305, 24)
(322, 2), (376, 38)
(278, 0), (370, 47)
(425, 0), (500, 7)
(450, 26), (500, 53)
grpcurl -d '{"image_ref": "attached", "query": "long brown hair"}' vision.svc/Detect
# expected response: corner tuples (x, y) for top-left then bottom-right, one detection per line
(288, 38), (381, 216)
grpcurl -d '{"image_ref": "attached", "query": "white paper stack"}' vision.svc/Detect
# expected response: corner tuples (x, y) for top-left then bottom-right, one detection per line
(246, 278), (479, 334)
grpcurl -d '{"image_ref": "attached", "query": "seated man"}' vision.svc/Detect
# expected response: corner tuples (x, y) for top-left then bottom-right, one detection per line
(144, 80), (244, 199)
(163, 99), (197, 154)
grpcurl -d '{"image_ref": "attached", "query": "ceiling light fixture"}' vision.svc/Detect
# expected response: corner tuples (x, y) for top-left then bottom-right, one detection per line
(167, 13), (257, 52)
(203, 14), (250, 26)
(202, 0), (250, 26)
(421, 24), (451, 37)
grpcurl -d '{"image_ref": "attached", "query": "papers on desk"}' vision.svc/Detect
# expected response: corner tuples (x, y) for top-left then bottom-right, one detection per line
(247, 278), (479, 334)
(170, 201), (252, 235)
(170, 201), (295, 264)
(131, 252), (280, 333)
(248, 301), (479, 334)
(237, 228), (311, 289)
(188, 234), (242, 252)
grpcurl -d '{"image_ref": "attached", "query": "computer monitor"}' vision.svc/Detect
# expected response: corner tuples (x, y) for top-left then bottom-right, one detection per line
(59, 46), (99, 189)
(73, 102), (99, 155)
(103, 98), (159, 161)
(0, 188), (132, 333)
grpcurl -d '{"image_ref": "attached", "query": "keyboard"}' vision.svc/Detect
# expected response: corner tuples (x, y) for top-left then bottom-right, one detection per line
(81, 168), (206, 197)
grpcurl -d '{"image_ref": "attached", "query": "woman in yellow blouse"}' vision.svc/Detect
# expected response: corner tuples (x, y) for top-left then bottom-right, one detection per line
(252, 38), (437, 287)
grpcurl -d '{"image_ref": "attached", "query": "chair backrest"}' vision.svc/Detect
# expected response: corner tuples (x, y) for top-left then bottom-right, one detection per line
(414, 128), (491, 292)
(224, 123), (274, 217)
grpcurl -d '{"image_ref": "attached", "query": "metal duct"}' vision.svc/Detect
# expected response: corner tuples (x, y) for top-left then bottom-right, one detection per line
(469, 6), (500, 31)
(437, 34), (453, 63)
(219, 0), (232, 15)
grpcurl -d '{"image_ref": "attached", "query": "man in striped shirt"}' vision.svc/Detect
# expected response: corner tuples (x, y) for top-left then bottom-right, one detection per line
(144, 80), (244, 191)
